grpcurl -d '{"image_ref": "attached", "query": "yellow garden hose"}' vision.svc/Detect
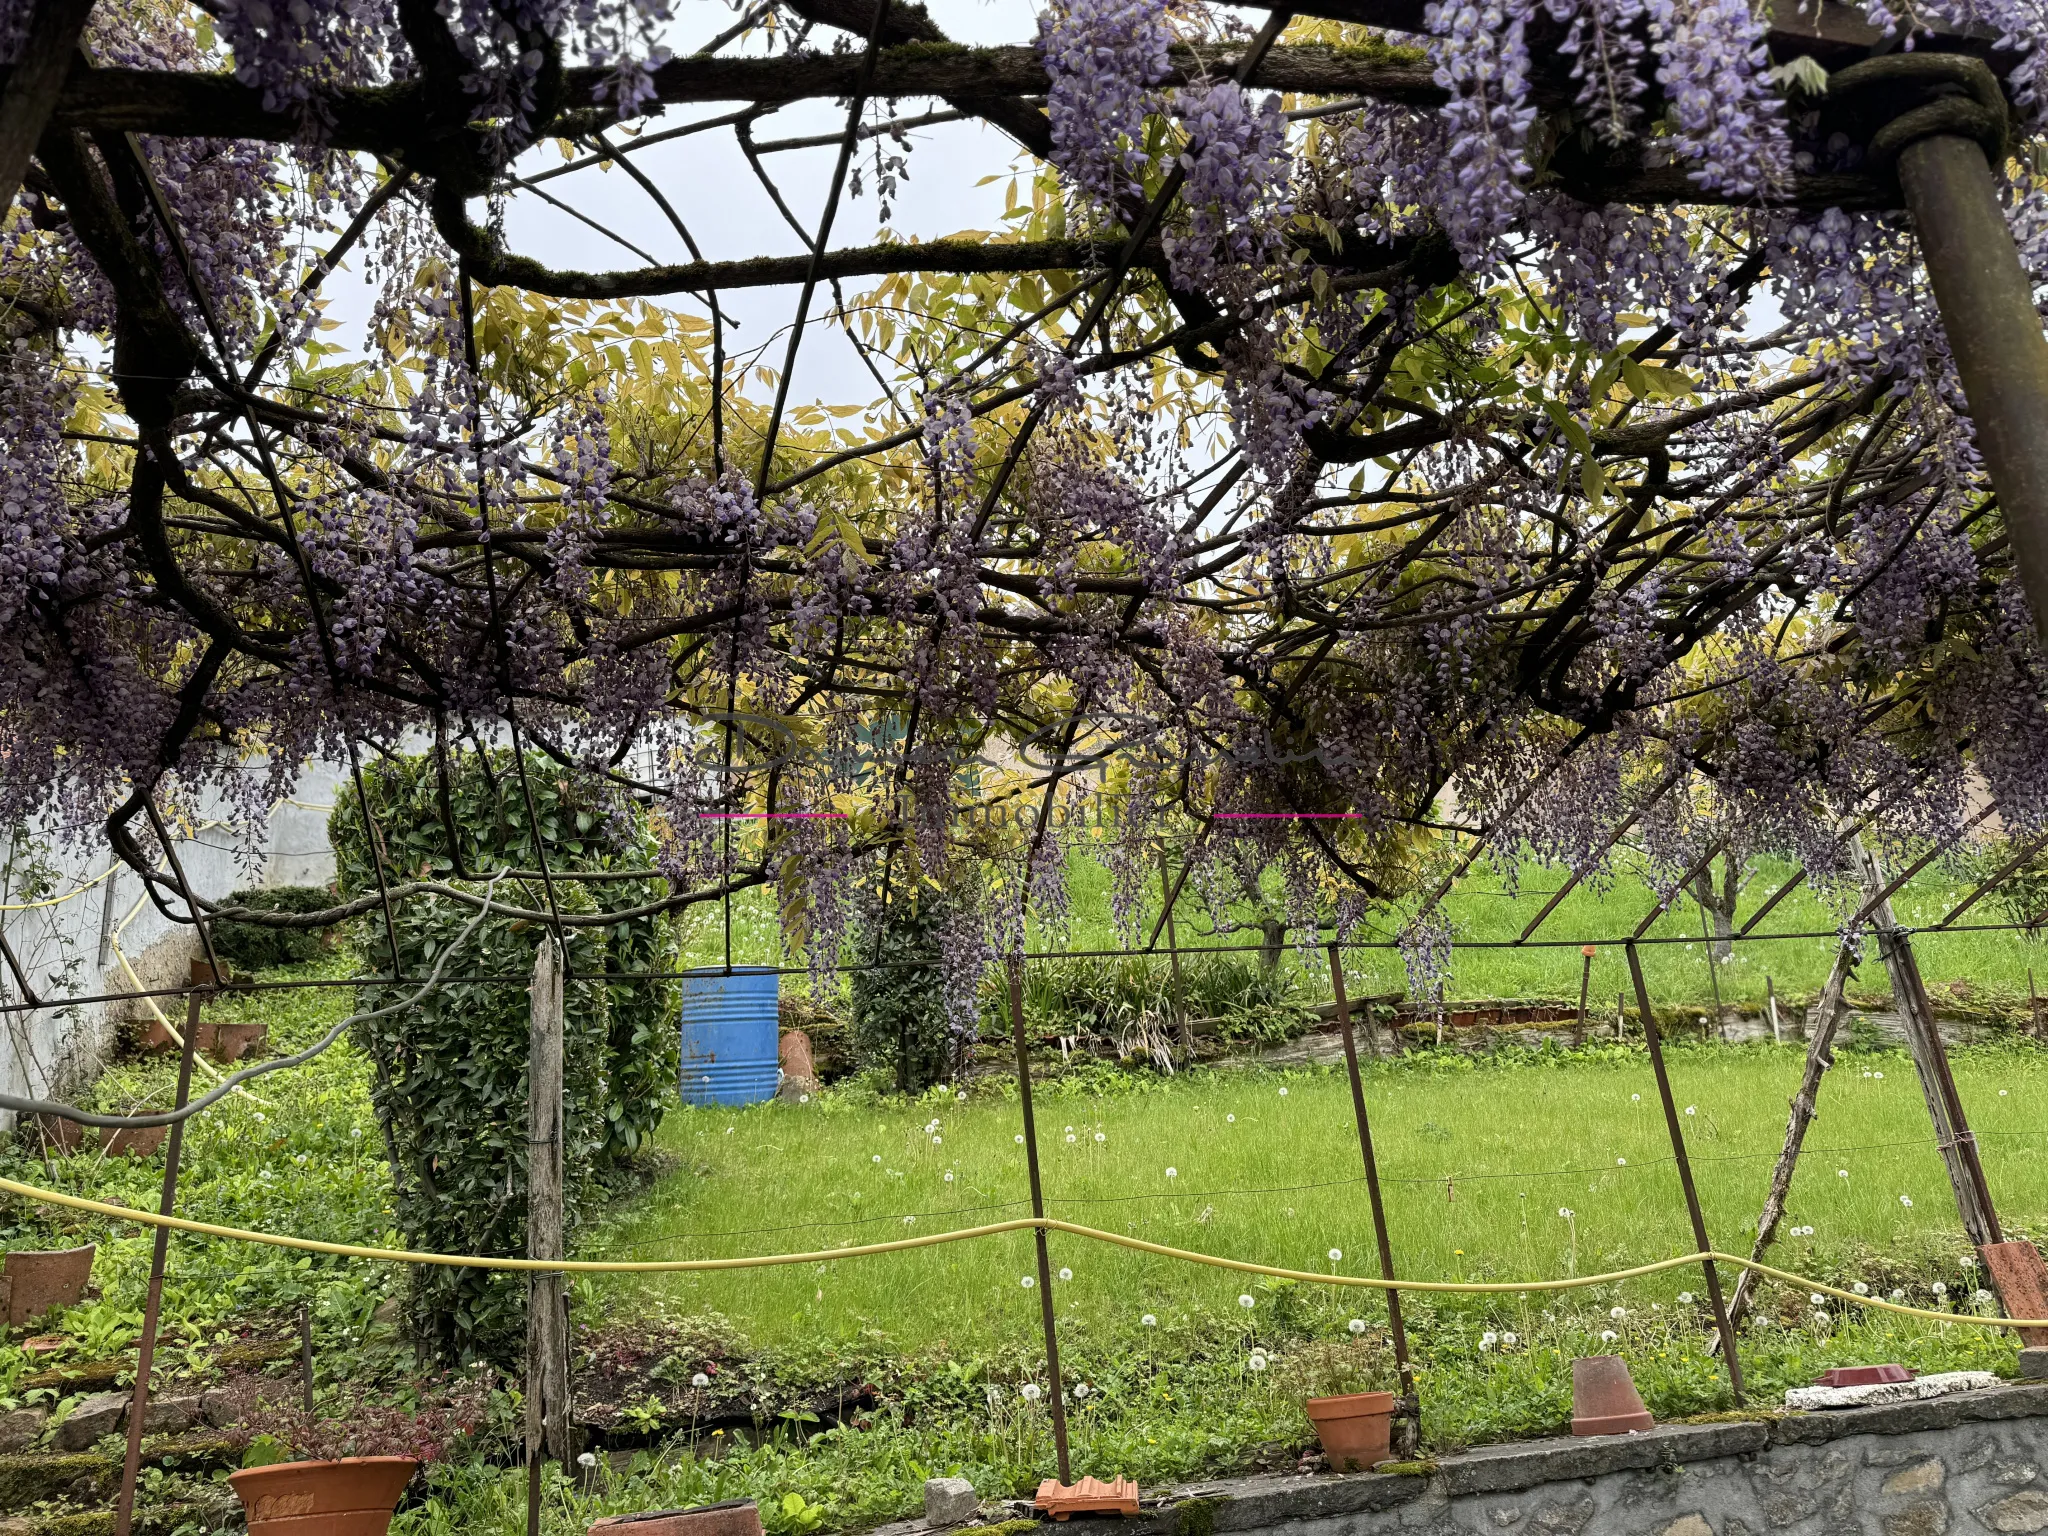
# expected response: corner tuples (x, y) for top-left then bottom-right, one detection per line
(3, 1173), (2043, 1330)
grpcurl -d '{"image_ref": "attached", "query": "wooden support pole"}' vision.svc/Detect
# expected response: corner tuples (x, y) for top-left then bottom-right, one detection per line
(1849, 836), (2003, 1246)
(1574, 946), (1594, 1045)
(1007, 956), (1072, 1486)
(1327, 945), (1416, 1419)
(1766, 975), (1780, 1044)
(527, 938), (570, 1536)
(1625, 941), (1744, 1404)
(113, 987), (202, 1536)
(1727, 939), (1854, 1333)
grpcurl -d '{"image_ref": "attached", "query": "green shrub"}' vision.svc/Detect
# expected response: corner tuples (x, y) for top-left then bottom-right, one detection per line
(331, 751), (676, 1362)
(849, 894), (958, 1094)
(1964, 833), (2048, 937)
(1006, 951), (1309, 1042)
(210, 884), (332, 971)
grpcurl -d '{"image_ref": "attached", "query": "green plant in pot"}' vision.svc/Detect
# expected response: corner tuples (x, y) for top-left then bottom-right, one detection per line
(1282, 1335), (1398, 1472)
(227, 1389), (484, 1536)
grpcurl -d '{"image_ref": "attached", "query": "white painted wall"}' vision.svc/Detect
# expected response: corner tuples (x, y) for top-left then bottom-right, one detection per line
(0, 757), (343, 1130)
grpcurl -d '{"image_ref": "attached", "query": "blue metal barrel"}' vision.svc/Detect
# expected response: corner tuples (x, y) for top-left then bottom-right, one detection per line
(678, 967), (781, 1106)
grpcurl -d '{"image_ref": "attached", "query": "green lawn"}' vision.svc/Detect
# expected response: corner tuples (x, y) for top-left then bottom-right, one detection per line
(590, 1043), (2048, 1350)
(681, 847), (2048, 1020)
(5, 945), (2046, 1531)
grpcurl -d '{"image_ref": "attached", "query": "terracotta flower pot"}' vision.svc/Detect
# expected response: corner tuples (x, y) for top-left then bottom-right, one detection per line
(777, 1031), (820, 1099)
(1304, 1390), (1397, 1471)
(143, 1017), (216, 1055)
(589, 1499), (764, 1536)
(103, 1125), (166, 1158)
(3, 1245), (95, 1327)
(31, 1115), (85, 1155)
(229, 1457), (417, 1536)
(213, 1022), (268, 1063)
(1570, 1355), (1654, 1436)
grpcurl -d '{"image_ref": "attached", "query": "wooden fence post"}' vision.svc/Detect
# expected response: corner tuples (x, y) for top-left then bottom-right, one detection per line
(527, 938), (570, 1536)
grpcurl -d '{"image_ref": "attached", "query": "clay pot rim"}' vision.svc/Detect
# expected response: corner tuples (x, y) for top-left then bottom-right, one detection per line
(1304, 1390), (1398, 1415)
(229, 1455), (420, 1481)
(2, 1243), (96, 1260)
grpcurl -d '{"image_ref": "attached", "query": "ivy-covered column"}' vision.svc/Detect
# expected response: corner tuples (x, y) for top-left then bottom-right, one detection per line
(1836, 54), (2048, 642)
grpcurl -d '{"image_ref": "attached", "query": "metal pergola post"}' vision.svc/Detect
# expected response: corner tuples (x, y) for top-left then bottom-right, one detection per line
(1839, 55), (2048, 645)
(1006, 955), (1073, 1485)
(1624, 941), (1745, 1405)
(1327, 945), (1417, 1417)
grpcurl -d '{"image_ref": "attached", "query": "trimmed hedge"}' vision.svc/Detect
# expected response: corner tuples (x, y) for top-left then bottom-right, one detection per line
(208, 884), (332, 971)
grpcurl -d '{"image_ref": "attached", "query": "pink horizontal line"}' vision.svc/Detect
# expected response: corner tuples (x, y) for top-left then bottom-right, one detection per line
(700, 812), (848, 819)
(1215, 812), (1361, 820)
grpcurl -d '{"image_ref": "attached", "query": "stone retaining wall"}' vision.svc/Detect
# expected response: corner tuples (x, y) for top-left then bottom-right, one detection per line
(1119, 1384), (2048, 1536)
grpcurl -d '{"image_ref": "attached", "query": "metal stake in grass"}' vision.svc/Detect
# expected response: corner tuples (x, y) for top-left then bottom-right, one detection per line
(1624, 941), (1744, 1405)
(113, 985), (203, 1536)
(1006, 955), (1072, 1485)
(1575, 946), (1594, 1044)
(1160, 853), (1189, 1066)
(1326, 945), (1416, 1411)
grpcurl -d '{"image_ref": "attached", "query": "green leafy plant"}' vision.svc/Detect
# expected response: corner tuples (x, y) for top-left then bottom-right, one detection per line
(849, 892), (959, 1095)
(210, 885), (335, 971)
(1278, 1337), (1392, 1401)
(332, 751), (677, 1362)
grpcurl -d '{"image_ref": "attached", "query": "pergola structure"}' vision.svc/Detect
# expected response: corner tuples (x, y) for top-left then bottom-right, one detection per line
(9, 0), (2048, 1522)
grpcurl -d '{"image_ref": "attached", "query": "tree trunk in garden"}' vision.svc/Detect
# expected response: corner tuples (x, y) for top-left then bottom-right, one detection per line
(1849, 836), (2003, 1248)
(1725, 938), (1854, 1335)
(1689, 853), (1738, 963)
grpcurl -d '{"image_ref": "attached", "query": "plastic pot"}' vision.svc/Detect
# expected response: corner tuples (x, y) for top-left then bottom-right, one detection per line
(3, 1245), (95, 1327)
(229, 1457), (417, 1536)
(589, 1499), (765, 1536)
(1304, 1390), (1397, 1471)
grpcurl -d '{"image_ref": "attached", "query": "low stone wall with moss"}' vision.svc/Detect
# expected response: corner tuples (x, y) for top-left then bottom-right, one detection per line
(1041, 1384), (2048, 1536)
